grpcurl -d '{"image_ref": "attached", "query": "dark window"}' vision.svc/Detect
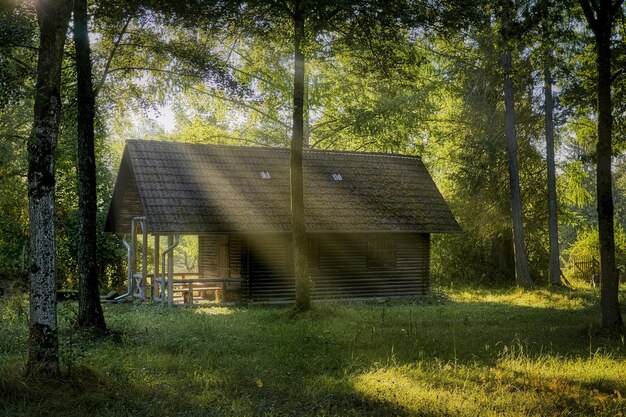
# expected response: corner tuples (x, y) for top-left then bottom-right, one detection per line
(366, 238), (396, 270)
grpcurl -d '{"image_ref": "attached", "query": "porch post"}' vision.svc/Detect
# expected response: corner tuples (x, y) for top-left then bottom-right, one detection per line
(168, 234), (174, 306)
(141, 219), (148, 301)
(153, 233), (159, 302)
(130, 219), (137, 297)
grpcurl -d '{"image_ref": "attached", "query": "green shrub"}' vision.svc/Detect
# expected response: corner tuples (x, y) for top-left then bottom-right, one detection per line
(563, 225), (626, 284)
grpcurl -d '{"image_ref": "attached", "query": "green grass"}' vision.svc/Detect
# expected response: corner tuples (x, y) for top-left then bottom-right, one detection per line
(1, 286), (625, 416)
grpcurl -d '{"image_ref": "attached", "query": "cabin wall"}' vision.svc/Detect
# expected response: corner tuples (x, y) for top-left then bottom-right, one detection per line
(240, 233), (430, 302)
(198, 235), (217, 277)
(311, 233), (430, 299)
(241, 234), (294, 302)
(198, 234), (242, 279)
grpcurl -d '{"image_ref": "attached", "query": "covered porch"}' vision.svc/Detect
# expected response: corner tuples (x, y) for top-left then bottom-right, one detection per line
(119, 216), (242, 306)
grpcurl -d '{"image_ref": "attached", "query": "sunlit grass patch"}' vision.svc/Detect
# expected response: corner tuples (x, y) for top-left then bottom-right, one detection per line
(352, 351), (626, 417)
(353, 365), (529, 417)
(447, 286), (598, 310)
(194, 306), (236, 315)
(500, 351), (626, 397)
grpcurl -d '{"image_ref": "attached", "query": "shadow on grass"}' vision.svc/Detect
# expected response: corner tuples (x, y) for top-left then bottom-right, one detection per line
(0, 364), (167, 416)
(0, 359), (413, 417)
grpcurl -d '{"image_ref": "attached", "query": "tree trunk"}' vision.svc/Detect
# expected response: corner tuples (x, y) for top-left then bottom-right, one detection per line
(291, 0), (310, 310)
(74, 0), (106, 330)
(27, 0), (73, 378)
(579, 0), (623, 329)
(502, 50), (533, 288)
(303, 70), (310, 147)
(544, 63), (561, 285)
(490, 231), (515, 280)
(595, 13), (622, 328)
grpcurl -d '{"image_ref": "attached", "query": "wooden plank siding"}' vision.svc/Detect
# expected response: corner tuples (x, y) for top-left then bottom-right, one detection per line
(229, 235), (242, 278)
(242, 234), (294, 302)
(198, 235), (217, 277)
(198, 235), (242, 279)
(200, 233), (429, 302)
(311, 234), (430, 300)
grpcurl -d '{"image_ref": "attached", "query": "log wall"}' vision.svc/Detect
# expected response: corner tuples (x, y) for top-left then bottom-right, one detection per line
(240, 233), (430, 302)
(311, 233), (429, 299)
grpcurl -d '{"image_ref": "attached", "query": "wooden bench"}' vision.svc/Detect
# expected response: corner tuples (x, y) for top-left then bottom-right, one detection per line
(170, 277), (242, 304)
(173, 286), (222, 304)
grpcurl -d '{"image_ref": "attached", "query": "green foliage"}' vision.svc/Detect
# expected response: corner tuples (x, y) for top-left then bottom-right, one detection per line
(563, 226), (626, 284)
(0, 4), (35, 285)
(1, 287), (625, 416)
(175, 235), (199, 273)
(423, 7), (555, 285)
(0, 4), (36, 106)
(431, 233), (513, 287)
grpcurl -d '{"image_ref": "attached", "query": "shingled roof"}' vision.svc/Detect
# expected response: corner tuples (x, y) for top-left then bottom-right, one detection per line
(105, 140), (460, 234)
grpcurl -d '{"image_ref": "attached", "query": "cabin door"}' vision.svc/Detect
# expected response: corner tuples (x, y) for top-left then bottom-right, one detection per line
(217, 235), (230, 278)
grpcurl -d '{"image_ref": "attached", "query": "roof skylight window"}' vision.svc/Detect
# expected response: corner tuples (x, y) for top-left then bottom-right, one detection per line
(331, 173), (343, 181)
(260, 171), (271, 179)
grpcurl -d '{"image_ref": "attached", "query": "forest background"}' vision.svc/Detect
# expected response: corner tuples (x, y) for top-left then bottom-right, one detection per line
(1, 0), (626, 295)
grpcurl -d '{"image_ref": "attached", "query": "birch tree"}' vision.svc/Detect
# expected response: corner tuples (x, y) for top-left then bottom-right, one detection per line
(27, 0), (73, 377)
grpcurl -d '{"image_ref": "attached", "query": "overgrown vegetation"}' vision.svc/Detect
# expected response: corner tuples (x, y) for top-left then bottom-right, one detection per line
(1, 287), (624, 416)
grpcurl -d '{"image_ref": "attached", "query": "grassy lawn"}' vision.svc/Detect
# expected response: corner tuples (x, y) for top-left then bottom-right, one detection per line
(1, 286), (625, 416)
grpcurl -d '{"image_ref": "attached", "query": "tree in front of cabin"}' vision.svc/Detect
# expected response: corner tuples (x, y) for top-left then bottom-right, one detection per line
(229, 0), (345, 310)
(237, 0), (423, 310)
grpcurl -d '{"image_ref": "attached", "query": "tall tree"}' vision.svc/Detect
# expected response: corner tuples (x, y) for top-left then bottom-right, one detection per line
(74, 0), (106, 329)
(538, 2), (562, 285)
(544, 60), (561, 285)
(287, 0), (407, 309)
(291, 0), (309, 310)
(27, 0), (73, 377)
(232, 0), (366, 310)
(579, 0), (624, 329)
(499, 0), (533, 288)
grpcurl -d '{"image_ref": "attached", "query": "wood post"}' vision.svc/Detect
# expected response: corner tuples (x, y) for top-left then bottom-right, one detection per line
(130, 220), (137, 297)
(153, 233), (159, 301)
(141, 220), (147, 300)
(168, 235), (174, 306)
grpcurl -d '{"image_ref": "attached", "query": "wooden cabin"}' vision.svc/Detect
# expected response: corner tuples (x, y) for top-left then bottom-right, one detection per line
(104, 139), (459, 304)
